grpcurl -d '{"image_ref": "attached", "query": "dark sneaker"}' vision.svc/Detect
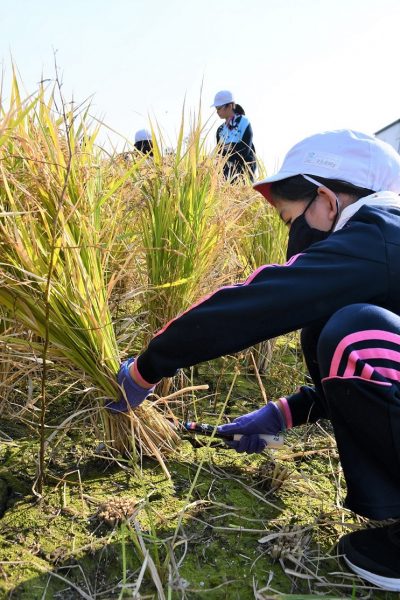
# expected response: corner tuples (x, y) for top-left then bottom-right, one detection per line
(338, 522), (400, 591)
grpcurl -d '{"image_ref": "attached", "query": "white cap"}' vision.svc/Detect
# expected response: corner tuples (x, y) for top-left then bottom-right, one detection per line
(211, 90), (234, 107)
(254, 129), (400, 202)
(134, 129), (152, 143)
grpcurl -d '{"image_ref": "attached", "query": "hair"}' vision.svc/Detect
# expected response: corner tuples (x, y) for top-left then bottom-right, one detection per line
(219, 102), (235, 111)
(270, 175), (375, 203)
(134, 140), (153, 155)
(218, 102), (245, 114)
(233, 103), (245, 115)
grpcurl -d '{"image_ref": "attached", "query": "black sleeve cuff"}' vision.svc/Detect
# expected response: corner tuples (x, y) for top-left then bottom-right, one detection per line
(286, 385), (328, 426)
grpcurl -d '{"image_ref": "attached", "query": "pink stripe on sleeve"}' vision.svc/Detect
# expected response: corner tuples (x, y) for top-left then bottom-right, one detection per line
(278, 397), (293, 429)
(153, 255), (303, 339)
(132, 360), (157, 388)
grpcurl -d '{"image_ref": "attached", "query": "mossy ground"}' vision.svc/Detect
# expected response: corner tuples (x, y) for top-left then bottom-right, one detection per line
(0, 349), (397, 599)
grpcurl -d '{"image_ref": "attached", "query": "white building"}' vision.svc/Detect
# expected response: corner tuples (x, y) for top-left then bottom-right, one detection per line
(375, 119), (400, 154)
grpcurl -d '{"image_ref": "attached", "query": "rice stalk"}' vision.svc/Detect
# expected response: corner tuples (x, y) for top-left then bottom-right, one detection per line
(0, 73), (179, 472)
(232, 188), (288, 372)
(0, 333), (62, 421)
(137, 110), (236, 338)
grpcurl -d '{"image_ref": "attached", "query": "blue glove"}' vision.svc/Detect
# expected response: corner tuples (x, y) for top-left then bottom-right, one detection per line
(106, 358), (155, 413)
(217, 403), (285, 454)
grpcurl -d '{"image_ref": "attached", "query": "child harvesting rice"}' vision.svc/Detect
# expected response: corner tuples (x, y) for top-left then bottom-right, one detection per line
(108, 129), (400, 591)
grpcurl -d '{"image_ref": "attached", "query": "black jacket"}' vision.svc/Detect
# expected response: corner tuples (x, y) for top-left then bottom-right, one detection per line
(136, 197), (400, 422)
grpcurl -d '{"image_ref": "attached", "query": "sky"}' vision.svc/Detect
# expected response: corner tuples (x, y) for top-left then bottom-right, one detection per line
(1, 0), (400, 173)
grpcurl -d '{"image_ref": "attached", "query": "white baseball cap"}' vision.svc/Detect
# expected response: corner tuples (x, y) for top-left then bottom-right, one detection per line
(211, 90), (235, 108)
(254, 129), (400, 202)
(134, 129), (152, 143)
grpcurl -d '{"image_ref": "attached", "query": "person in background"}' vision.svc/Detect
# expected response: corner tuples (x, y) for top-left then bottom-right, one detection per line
(212, 90), (256, 181)
(108, 129), (400, 591)
(134, 129), (153, 156)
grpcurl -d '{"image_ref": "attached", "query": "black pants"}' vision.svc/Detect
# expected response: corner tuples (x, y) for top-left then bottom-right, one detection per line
(302, 303), (400, 519)
(223, 159), (254, 182)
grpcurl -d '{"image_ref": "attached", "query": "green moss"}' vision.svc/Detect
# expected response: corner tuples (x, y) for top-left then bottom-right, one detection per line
(0, 362), (397, 599)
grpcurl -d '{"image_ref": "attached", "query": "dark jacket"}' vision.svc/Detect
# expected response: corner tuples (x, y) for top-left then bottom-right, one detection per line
(136, 197), (400, 422)
(217, 114), (256, 177)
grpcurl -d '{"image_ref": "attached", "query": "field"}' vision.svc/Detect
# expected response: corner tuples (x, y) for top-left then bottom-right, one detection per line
(0, 76), (397, 599)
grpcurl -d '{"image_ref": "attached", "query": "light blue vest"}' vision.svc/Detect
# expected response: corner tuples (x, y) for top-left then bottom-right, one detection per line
(218, 115), (250, 145)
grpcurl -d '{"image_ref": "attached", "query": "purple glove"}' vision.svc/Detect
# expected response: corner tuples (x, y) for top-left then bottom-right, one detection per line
(106, 358), (155, 413)
(217, 403), (285, 454)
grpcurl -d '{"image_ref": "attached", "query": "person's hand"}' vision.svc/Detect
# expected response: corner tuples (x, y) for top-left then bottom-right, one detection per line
(217, 403), (285, 454)
(106, 358), (155, 413)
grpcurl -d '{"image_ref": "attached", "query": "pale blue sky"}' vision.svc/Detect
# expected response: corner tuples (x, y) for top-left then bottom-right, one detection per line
(2, 0), (400, 172)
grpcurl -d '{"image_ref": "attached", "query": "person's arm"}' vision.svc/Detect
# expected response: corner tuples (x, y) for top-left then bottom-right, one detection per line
(284, 385), (325, 426)
(134, 221), (388, 385)
(230, 119), (254, 164)
(215, 386), (325, 454)
(216, 124), (223, 148)
(240, 121), (253, 150)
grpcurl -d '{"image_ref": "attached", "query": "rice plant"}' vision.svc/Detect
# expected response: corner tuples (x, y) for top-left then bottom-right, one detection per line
(129, 112), (257, 389)
(0, 74), (179, 485)
(227, 185), (288, 373)
(235, 190), (287, 275)
(136, 113), (226, 339)
(0, 72), (289, 483)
